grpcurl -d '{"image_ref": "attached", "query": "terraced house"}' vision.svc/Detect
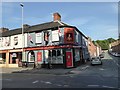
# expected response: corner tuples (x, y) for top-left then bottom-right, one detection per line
(0, 13), (90, 68)
(110, 39), (120, 54)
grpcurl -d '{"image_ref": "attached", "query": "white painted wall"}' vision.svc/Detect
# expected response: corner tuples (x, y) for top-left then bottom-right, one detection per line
(96, 46), (100, 57)
(11, 34), (22, 49)
(0, 37), (13, 50)
(0, 33), (28, 50)
(24, 33), (28, 47)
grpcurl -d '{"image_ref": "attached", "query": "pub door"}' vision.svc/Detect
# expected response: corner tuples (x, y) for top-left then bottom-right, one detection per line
(66, 50), (73, 68)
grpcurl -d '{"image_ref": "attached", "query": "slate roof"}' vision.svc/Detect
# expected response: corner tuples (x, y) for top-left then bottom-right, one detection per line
(1, 21), (88, 39)
(1, 21), (68, 37)
(1, 28), (22, 37)
(27, 21), (68, 33)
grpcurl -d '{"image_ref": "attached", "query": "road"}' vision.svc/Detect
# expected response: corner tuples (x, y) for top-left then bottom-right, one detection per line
(1, 51), (120, 89)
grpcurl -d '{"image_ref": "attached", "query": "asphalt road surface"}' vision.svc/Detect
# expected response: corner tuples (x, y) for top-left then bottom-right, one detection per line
(1, 51), (120, 89)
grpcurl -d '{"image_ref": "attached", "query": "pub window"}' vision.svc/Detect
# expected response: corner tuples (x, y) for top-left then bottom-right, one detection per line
(52, 50), (56, 57)
(57, 50), (61, 56)
(48, 50), (52, 57)
(44, 32), (49, 45)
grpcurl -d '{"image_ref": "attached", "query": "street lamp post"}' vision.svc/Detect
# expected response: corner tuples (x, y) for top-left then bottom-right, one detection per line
(20, 3), (24, 63)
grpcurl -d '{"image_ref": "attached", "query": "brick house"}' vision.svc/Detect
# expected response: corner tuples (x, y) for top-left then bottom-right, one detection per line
(110, 40), (120, 53)
(88, 37), (97, 58)
(87, 37), (102, 58)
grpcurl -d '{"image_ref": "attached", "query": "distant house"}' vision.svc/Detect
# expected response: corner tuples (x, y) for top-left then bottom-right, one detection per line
(87, 37), (102, 58)
(110, 39), (120, 53)
(0, 12), (89, 68)
(88, 37), (97, 58)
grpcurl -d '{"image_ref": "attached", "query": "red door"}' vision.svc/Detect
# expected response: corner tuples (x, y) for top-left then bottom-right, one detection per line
(66, 51), (73, 68)
(37, 52), (42, 62)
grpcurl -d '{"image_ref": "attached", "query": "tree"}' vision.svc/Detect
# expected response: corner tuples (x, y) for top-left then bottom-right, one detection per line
(95, 40), (110, 50)
(107, 38), (116, 43)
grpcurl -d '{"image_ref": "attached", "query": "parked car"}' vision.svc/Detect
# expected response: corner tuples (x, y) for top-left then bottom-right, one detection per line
(112, 52), (116, 56)
(99, 54), (104, 58)
(91, 57), (102, 66)
(114, 53), (120, 57)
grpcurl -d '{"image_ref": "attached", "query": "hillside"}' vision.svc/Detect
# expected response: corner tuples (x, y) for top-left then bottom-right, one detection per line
(94, 38), (116, 50)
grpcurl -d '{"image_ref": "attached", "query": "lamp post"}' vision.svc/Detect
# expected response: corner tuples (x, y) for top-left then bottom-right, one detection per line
(20, 3), (24, 62)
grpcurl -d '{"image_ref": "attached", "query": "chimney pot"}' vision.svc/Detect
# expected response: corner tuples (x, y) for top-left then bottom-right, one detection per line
(53, 12), (61, 21)
(23, 24), (30, 29)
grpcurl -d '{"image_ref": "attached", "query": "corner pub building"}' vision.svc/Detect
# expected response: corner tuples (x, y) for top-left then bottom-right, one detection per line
(0, 13), (90, 68)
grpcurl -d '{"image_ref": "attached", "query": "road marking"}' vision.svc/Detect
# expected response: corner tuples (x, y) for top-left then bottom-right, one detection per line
(70, 70), (81, 74)
(40, 80), (52, 84)
(112, 59), (120, 67)
(32, 80), (39, 84)
(45, 81), (52, 84)
(102, 85), (116, 88)
(99, 68), (105, 70)
(88, 85), (99, 87)
(81, 65), (89, 70)
(64, 84), (69, 87)
(117, 64), (120, 67)
(55, 84), (62, 86)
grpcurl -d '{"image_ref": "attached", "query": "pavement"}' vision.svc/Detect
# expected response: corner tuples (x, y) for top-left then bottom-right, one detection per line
(1, 67), (32, 74)
(0, 61), (91, 75)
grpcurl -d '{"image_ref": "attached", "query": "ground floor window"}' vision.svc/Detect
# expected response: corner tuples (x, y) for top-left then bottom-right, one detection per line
(75, 49), (80, 62)
(28, 51), (35, 62)
(0, 53), (6, 64)
(9, 52), (22, 64)
(47, 49), (63, 64)
(12, 53), (17, 64)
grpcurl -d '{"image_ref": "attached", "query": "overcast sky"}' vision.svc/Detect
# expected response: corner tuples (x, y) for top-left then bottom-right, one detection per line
(1, 2), (118, 40)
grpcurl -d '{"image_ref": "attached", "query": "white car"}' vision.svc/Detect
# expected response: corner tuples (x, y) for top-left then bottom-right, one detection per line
(91, 57), (102, 66)
(114, 53), (120, 57)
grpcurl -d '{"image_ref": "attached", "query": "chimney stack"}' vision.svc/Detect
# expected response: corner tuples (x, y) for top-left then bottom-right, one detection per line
(53, 12), (61, 21)
(23, 24), (30, 29)
(0, 27), (9, 33)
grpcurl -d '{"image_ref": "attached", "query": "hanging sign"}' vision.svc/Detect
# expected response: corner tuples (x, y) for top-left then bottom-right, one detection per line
(64, 28), (74, 44)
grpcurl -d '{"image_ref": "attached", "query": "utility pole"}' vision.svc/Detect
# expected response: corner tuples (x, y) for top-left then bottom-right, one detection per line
(20, 3), (24, 62)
